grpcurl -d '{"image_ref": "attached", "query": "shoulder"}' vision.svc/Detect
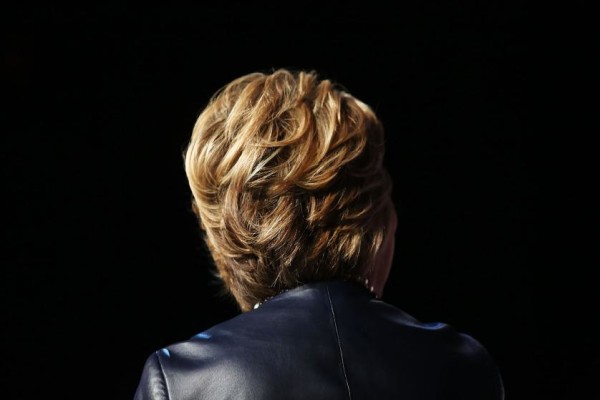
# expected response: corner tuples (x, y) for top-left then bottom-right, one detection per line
(133, 311), (275, 400)
(133, 351), (170, 400)
(335, 296), (505, 399)
(437, 330), (505, 399)
(133, 333), (233, 400)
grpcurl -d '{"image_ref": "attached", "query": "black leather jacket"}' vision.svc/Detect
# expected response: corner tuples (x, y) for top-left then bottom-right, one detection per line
(134, 280), (504, 399)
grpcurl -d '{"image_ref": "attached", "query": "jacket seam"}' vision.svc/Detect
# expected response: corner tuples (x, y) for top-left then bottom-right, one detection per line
(154, 351), (172, 400)
(326, 285), (352, 400)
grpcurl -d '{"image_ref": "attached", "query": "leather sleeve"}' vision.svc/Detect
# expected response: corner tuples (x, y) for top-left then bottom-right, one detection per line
(133, 351), (170, 400)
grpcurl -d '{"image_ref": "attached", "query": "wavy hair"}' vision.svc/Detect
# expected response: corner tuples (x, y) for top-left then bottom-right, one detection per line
(184, 69), (393, 311)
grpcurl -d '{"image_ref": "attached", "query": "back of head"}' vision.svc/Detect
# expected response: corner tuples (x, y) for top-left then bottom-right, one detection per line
(184, 69), (393, 311)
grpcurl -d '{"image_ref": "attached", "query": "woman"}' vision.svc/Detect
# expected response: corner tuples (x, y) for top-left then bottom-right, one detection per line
(134, 69), (504, 399)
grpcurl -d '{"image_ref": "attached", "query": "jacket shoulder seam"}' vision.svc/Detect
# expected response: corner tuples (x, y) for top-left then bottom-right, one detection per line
(154, 350), (172, 400)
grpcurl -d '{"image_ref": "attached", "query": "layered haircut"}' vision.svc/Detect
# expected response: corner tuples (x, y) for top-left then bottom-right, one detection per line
(184, 69), (393, 311)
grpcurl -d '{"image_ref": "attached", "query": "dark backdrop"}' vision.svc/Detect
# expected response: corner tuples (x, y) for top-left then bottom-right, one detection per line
(2, 3), (594, 400)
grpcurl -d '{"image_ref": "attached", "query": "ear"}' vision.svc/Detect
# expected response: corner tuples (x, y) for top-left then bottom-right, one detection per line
(366, 202), (397, 298)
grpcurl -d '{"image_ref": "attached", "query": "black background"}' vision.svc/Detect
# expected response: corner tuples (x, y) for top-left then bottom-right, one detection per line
(2, 3), (595, 400)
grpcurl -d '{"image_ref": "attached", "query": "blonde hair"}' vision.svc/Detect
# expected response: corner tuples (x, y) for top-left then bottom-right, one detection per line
(184, 69), (393, 311)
